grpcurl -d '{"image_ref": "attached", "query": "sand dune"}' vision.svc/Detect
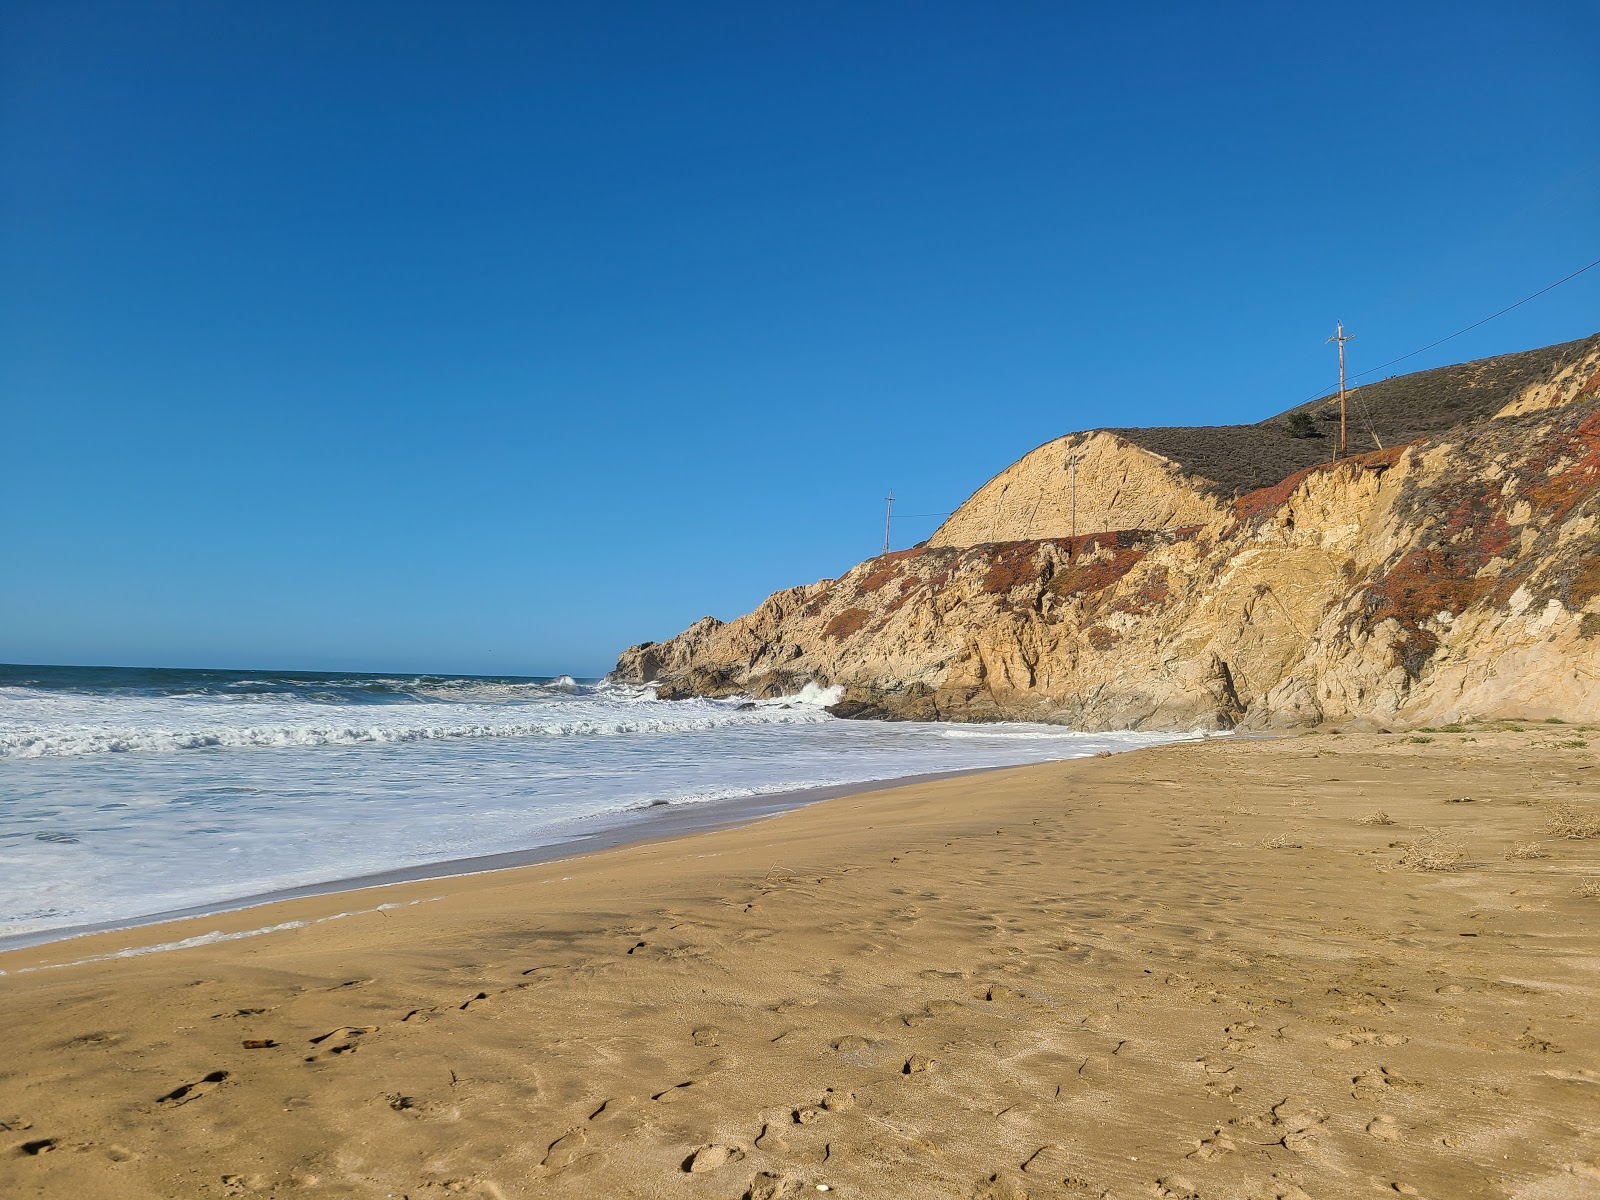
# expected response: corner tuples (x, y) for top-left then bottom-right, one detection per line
(3, 729), (1599, 1198)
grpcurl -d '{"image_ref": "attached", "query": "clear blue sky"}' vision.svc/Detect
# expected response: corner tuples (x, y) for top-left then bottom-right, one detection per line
(3, 1), (1597, 677)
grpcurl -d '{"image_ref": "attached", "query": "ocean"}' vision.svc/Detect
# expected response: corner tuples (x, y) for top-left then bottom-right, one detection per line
(0, 664), (1201, 946)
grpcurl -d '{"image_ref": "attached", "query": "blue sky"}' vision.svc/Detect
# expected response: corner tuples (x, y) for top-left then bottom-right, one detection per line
(3, 1), (1597, 677)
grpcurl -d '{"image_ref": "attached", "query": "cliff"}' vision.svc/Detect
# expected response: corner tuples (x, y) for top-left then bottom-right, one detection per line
(926, 431), (1223, 547)
(614, 334), (1600, 730)
(929, 332), (1600, 549)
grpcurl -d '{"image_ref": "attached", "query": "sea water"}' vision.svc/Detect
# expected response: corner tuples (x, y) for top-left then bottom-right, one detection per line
(0, 664), (1200, 944)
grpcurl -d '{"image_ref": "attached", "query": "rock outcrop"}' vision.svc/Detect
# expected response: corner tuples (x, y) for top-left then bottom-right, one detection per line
(614, 335), (1600, 730)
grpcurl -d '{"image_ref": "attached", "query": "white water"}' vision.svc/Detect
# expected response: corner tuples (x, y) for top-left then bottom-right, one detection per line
(0, 670), (1204, 943)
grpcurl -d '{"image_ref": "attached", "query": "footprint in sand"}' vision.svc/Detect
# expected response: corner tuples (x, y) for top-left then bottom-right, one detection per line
(158, 1070), (229, 1106)
(754, 1123), (787, 1152)
(693, 1027), (720, 1047)
(305, 1026), (376, 1060)
(682, 1144), (744, 1173)
(1327, 1028), (1406, 1049)
(1222, 1020), (1259, 1052)
(903, 998), (965, 1027)
(745, 1171), (800, 1200)
(651, 1081), (699, 1103)
(18, 1137), (57, 1155)
(995, 1101), (1040, 1123)
(1231, 1100), (1327, 1156)
(587, 1096), (638, 1123)
(1351, 1066), (1411, 1096)
(1187, 1127), (1238, 1160)
(1152, 1177), (1202, 1200)
(792, 1092), (853, 1126)
(1367, 1114), (1401, 1140)
(541, 1128), (588, 1169)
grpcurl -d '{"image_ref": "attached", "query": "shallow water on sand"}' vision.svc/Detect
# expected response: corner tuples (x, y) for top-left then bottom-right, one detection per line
(0, 664), (1201, 940)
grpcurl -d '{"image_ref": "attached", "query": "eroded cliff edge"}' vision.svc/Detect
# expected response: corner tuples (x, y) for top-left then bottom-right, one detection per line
(614, 335), (1600, 730)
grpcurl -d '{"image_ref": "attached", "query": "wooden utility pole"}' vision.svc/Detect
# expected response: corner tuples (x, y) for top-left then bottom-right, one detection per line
(1328, 321), (1353, 459)
(883, 490), (894, 554)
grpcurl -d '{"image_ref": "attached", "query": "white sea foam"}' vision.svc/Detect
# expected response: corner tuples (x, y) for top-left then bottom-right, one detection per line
(760, 682), (845, 708)
(0, 690), (829, 759)
(0, 899), (437, 975)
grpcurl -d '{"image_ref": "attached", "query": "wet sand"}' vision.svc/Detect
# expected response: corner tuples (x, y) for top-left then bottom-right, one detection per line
(3, 729), (1599, 1199)
(0, 765), (1022, 955)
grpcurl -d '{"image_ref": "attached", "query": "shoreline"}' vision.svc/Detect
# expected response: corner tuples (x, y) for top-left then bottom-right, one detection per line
(3, 728), (1598, 1199)
(0, 761), (1039, 958)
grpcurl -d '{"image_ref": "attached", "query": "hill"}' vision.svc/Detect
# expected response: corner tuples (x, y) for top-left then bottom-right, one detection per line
(614, 332), (1600, 730)
(924, 332), (1600, 548)
(1108, 331), (1600, 497)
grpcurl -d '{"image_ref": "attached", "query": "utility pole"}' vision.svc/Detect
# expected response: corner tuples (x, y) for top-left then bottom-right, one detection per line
(1328, 321), (1354, 459)
(883, 490), (894, 555)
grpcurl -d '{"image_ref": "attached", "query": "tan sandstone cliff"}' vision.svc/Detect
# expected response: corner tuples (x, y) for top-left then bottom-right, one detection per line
(927, 431), (1223, 546)
(614, 335), (1600, 730)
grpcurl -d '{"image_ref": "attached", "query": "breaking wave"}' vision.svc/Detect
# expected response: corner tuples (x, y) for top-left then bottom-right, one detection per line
(0, 697), (835, 759)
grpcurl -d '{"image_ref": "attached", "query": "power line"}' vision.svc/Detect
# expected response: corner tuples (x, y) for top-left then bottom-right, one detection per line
(1349, 253), (1600, 383)
(1289, 252), (1600, 409)
(875, 254), (1598, 544)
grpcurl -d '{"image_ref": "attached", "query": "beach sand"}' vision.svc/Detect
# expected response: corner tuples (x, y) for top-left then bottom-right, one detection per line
(2, 730), (1598, 1199)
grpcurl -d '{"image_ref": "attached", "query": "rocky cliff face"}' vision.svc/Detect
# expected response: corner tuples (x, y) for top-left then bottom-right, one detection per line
(614, 339), (1600, 730)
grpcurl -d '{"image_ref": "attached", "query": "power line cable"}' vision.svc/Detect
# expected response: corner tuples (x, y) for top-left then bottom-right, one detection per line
(1349, 253), (1600, 383)
(884, 254), (1598, 538)
(1289, 252), (1600, 409)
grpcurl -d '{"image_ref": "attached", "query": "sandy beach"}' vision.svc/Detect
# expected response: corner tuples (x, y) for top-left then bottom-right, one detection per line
(3, 729), (1599, 1200)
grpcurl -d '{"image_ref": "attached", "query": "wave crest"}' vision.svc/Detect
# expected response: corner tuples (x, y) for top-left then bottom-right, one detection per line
(0, 701), (835, 759)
